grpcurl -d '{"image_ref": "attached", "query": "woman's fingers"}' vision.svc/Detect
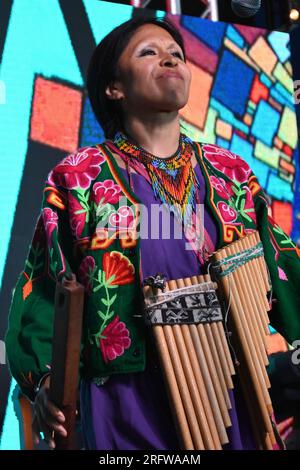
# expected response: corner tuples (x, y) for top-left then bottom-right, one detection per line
(44, 392), (65, 423)
(39, 405), (67, 436)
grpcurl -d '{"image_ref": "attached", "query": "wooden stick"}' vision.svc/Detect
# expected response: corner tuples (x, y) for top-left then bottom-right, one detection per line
(49, 274), (84, 450)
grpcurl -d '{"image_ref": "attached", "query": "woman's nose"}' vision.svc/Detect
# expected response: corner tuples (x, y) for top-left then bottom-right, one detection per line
(160, 53), (178, 67)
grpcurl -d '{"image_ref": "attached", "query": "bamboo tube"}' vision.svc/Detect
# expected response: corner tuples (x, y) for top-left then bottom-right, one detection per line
(253, 232), (271, 293)
(162, 282), (205, 449)
(211, 247), (273, 434)
(244, 234), (270, 324)
(226, 243), (270, 389)
(203, 274), (235, 377)
(167, 280), (217, 449)
(143, 285), (194, 449)
(181, 277), (231, 443)
(196, 275), (234, 390)
(221, 244), (273, 411)
(237, 236), (270, 348)
(238, 354), (273, 450)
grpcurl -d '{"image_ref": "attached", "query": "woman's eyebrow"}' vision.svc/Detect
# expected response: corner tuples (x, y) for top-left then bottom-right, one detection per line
(139, 41), (181, 50)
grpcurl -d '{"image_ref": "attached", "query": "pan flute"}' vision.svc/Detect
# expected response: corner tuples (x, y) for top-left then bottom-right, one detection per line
(142, 231), (277, 450)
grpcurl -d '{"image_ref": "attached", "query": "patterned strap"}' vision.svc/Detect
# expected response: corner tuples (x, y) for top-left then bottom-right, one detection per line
(144, 282), (222, 325)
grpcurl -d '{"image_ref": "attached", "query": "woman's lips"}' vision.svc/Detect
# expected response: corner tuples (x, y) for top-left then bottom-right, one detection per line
(158, 72), (183, 80)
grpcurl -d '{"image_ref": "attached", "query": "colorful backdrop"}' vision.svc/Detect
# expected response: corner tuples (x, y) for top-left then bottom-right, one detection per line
(0, 0), (298, 449)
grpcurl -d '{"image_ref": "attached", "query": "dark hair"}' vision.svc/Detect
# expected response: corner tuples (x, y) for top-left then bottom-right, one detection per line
(86, 16), (186, 140)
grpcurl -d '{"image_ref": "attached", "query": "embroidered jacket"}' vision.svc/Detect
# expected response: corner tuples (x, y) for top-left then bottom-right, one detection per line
(5, 141), (300, 401)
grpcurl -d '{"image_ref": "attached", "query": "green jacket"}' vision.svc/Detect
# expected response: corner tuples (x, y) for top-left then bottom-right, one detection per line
(5, 140), (300, 401)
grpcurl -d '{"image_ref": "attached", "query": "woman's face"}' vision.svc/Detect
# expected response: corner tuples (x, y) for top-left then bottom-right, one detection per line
(106, 23), (191, 116)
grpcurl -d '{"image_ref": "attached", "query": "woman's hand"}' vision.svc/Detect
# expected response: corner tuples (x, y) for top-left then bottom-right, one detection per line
(32, 376), (67, 449)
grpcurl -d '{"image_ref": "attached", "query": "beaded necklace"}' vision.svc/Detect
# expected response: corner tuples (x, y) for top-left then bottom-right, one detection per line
(112, 131), (200, 230)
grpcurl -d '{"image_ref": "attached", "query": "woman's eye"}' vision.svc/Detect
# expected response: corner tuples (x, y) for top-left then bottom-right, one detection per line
(141, 49), (155, 56)
(172, 51), (183, 60)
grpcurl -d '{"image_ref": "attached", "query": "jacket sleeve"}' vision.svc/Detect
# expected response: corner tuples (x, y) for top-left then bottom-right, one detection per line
(251, 177), (300, 345)
(5, 174), (76, 402)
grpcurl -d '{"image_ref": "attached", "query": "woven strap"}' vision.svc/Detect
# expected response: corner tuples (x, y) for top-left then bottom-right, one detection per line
(144, 282), (222, 325)
(212, 242), (264, 278)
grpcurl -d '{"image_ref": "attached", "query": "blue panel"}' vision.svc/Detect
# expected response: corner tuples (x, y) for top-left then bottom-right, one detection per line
(216, 137), (230, 149)
(292, 147), (300, 242)
(182, 16), (226, 53)
(251, 101), (280, 147)
(274, 83), (294, 106)
(80, 97), (105, 147)
(260, 73), (272, 88)
(267, 171), (293, 202)
(211, 50), (255, 117)
(268, 31), (290, 63)
(226, 25), (245, 48)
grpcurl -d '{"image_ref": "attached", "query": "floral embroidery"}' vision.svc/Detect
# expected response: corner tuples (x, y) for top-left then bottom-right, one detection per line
(78, 256), (96, 294)
(203, 144), (251, 183)
(217, 201), (237, 223)
(98, 315), (131, 364)
(87, 251), (134, 362)
(48, 147), (106, 190)
(69, 192), (89, 239)
(42, 208), (58, 245)
(231, 185), (256, 224)
(102, 251), (135, 285)
(92, 180), (122, 205)
(210, 176), (234, 200)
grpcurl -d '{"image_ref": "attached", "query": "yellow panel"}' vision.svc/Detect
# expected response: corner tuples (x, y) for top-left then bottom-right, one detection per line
(278, 106), (298, 148)
(254, 140), (280, 169)
(273, 62), (294, 93)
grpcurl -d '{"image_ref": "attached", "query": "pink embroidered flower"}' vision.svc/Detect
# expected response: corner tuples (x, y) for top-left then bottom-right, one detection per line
(48, 147), (106, 190)
(210, 176), (234, 200)
(217, 201), (237, 223)
(109, 206), (135, 230)
(69, 193), (87, 239)
(78, 256), (96, 293)
(42, 208), (58, 245)
(243, 187), (257, 224)
(203, 144), (251, 183)
(92, 180), (122, 205)
(99, 315), (131, 363)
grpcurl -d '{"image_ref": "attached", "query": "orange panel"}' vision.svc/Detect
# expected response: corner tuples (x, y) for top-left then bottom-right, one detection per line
(180, 61), (213, 130)
(272, 200), (293, 235)
(30, 76), (82, 153)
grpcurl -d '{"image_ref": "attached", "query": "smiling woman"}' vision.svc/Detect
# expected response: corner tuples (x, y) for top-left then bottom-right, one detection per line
(5, 15), (300, 451)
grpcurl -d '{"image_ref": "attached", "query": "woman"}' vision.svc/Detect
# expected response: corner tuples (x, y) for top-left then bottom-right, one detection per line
(5, 16), (300, 450)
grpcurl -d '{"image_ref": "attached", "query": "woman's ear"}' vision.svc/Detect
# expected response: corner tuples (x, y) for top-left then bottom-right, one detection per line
(105, 81), (124, 101)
